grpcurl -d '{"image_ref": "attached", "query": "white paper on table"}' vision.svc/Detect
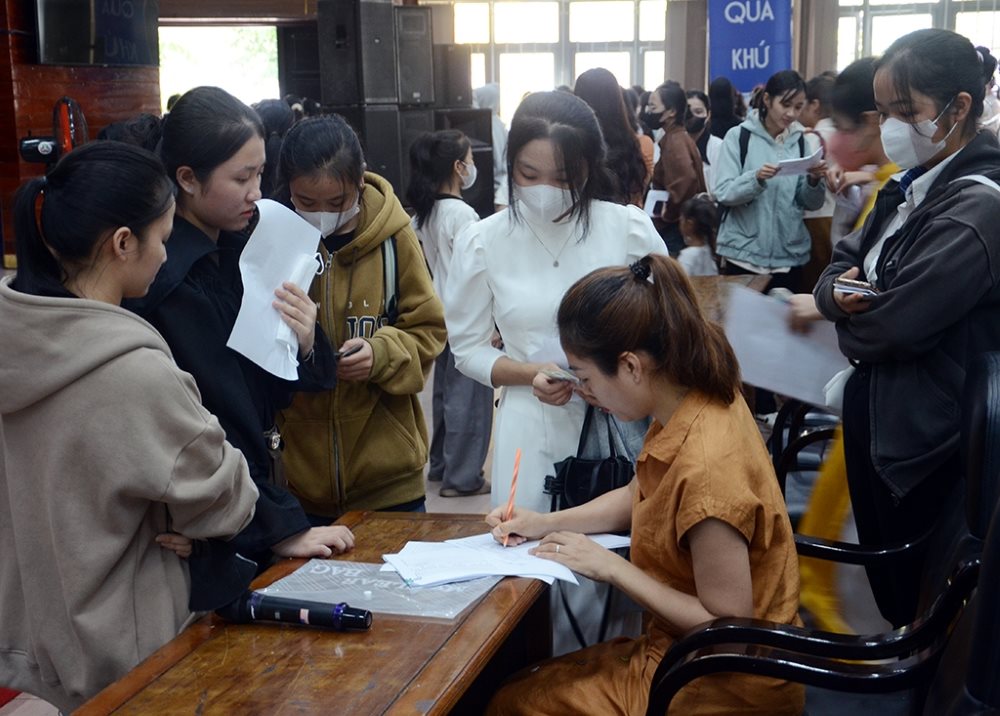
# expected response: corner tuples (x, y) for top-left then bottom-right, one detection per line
(227, 199), (323, 380)
(773, 145), (824, 177)
(379, 532), (631, 587)
(643, 189), (670, 218)
(723, 285), (850, 407)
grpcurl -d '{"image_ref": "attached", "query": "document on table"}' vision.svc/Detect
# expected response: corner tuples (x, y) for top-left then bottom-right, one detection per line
(227, 199), (323, 380)
(773, 145), (823, 177)
(256, 561), (500, 620)
(723, 284), (850, 408)
(381, 532), (632, 587)
(643, 189), (669, 217)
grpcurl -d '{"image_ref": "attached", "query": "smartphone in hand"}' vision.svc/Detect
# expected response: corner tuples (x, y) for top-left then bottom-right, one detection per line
(335, 344), (363, 359)
(833, 277), (879, 298)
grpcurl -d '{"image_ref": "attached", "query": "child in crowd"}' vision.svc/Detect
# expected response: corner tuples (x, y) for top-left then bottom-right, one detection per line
(406, 130), (493, 497)
(130, 87), (354, 602)
(0, 142), (259, 711)
(487, 254), (803, 715)
(677, 193), (719, 276)
(275, 114), (447, 519)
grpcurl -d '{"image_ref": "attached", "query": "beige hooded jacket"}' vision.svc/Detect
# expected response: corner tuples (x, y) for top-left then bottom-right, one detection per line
(0, 276), (258, 711)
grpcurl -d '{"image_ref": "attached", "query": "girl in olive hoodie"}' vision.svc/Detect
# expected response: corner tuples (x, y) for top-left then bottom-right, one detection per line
(275, 115), (447, 519)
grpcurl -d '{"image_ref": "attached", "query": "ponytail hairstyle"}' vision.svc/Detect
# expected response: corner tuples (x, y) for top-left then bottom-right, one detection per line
(252, 98), (296, 198)
(679, 194), (719, 254)
(12, 141), (175, 298)
(406, 129), (471, 229)
(160, 86), (265, 195)
(877, 29), (985, 139)
(977, 46), (998, 89)
(652, 81), (689, 129)
(754, 70), (807, 122)
(274, 114), (366, 206)
(557, 254), (740, 404)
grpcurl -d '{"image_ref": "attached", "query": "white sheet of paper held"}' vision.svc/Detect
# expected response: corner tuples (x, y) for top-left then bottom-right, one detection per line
(227, 199), (322, 380)
(773, 145), (823, 177)
(723, 284), (850, 407)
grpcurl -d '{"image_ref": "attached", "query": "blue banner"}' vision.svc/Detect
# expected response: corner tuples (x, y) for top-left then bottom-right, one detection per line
(708, 0), (792, 92)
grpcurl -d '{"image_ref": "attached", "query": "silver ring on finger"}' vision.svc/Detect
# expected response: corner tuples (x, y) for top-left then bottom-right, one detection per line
(556, 544), (561, 554)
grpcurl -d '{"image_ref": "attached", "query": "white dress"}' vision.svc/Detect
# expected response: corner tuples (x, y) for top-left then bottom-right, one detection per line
(411, 196), (480, 301)
(445, 200), (666, 513)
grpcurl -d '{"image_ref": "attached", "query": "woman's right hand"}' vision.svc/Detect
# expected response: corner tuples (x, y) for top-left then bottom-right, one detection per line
(756, 163), (780, 183)
(787, 293), (824, 333)
(272, 525), (356, 558)
(832, 267), (874, 315)
(486, 506), (551, 547)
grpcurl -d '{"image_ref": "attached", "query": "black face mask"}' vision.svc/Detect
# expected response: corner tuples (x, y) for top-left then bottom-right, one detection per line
(641, 111), (663, 132)
(685, 115), (707, 134)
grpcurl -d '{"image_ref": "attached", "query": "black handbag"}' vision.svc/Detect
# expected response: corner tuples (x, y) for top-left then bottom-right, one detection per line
(543, 405), (635, 512)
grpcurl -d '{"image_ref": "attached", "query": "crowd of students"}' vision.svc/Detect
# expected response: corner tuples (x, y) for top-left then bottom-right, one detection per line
(3, 26), (1000, 714)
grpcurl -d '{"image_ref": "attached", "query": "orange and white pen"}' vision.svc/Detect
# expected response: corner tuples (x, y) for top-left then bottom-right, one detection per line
(502, 448), (522, 547)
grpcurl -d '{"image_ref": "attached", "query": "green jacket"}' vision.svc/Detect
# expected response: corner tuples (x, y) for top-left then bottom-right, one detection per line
(279, 173), (447, 517)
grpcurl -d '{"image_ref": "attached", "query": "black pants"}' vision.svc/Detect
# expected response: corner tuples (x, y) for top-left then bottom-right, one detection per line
(841, 365), (961, 628)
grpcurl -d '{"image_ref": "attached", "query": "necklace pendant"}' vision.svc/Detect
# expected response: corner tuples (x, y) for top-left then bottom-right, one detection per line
(553, 260), (559, 267)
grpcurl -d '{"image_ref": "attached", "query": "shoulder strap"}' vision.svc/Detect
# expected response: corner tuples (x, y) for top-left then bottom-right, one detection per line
(954, 174), (1000, 195)
(798, 134), (806, 157)
(738, 127), (751, 169)
(380, 235), (399, 326)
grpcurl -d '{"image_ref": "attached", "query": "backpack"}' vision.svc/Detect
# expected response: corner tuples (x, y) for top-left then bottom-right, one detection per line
(718, 127), (807, 224)
(380, 235), (399, 326)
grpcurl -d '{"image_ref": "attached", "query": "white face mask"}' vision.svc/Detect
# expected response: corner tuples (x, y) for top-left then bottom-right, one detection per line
(460, 160), (478, 190)
(296, 197), (361, 237)
(513, 183), (574, 224)
(880, 99), (957, 170)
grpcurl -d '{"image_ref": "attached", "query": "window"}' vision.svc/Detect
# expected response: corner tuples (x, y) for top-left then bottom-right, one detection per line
(870, 13), (933, 56)
(638, 0), (667, 42)
(644, 50), (664, 88)
(569, 1), (634, 42)
(837, 15), (859, 70)
(574, 52), (631, 86)
(471, 52), (488, 90)
(159, 26), (278, 111)
(955, 11), (1000, 55)
(499, 52), (556, 124)
(495, 1), (559, 43)
(455, 3), (491, 44)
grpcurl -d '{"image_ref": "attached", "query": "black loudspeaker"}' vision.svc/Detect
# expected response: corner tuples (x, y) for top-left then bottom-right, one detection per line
(328, 105), (403, 193)
(433, 44), (473, 109)
(435, 108), (495, 218)
(395, 7), (435, 106)
(277, 23), (320, 101)
(399, 108), (436, 203)
(318, 0), (398, 106)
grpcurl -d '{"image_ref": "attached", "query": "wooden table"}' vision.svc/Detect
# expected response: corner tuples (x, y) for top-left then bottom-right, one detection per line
(77, 512), (551, 715)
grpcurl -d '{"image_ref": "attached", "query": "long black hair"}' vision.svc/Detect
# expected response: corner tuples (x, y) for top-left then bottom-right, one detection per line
(832, 57), (878, 125)
(754, 70), (807, 123)
(253, 98), (296, 198)
(652, 81), (689, 129)
(160, 86), (265, 190)
(506, 91), (616, 235)
(709, 77), (741, 139)
(877, 29), (985, 139)
(574, 68), (647, 203)
(406, 129), (471, 229)
(275, 114), (366, 206)
(12, 141), (175, 298)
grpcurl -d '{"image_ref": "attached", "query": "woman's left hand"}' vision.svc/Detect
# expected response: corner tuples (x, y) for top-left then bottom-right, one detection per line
(530, 531), (623, 583)
(155, 533), (193, 559)
(807, 161), (828, 184)
(274, 282), (317, 357)
(336, 338), (374, 381)
(532, 367), (575, 406)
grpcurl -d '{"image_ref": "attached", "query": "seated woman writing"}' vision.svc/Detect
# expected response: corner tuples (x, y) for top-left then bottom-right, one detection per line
(487, 254), (803, 715)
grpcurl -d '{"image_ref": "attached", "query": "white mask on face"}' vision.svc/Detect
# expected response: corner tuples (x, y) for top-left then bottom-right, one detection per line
(296, 196), (361, 237)
(513, 183), (574, 224)
(460, 160), (478, 190)
(880, 99), (957, 170)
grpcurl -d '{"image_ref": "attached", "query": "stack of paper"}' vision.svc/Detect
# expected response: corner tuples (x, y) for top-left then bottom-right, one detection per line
(381, 532), (631, 587)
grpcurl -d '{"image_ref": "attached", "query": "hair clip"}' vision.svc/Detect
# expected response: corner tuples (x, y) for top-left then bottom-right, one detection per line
(630, 259), (652, 283)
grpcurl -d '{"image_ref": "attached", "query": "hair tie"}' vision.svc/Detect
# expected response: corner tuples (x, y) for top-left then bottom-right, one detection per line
(630, 259), (652, 283)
